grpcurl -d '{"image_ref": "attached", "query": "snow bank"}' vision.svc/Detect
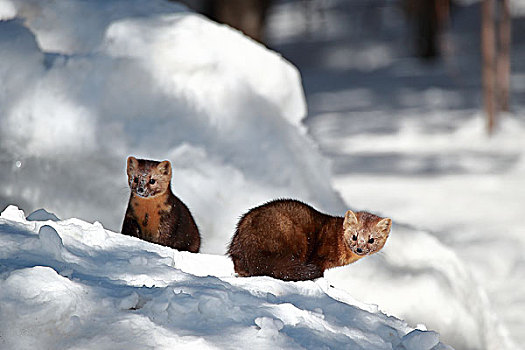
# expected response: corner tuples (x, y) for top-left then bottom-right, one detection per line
(0, 0), (340, 254)
(0, 206), (452, 350)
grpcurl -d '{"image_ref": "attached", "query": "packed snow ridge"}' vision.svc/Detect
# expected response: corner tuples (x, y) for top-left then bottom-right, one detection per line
(0, 206), (451, 350)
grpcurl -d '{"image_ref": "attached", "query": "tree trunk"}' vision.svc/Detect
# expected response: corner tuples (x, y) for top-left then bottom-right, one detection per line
(482, 0), (496, 134)
(214, 0), (272, 44)
(496, 0), (511, 112)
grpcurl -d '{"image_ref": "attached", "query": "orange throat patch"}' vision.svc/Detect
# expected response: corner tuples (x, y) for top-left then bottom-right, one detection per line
(130, 193), (171, 241)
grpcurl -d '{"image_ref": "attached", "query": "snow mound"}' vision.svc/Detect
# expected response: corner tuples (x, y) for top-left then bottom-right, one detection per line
(397, 330), (440, 350)
(39, 225), (65, 259)
(0, 0), (340, 255)
(0, 206), (451, 349)
(27, 208), (60, 222)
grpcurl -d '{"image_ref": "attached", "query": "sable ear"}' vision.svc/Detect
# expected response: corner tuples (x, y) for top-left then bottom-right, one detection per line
(343, 210), (358, 229)
(157, 160), (172, 176)
(376, 218), (392, 235)
(127, 156), (138, 173)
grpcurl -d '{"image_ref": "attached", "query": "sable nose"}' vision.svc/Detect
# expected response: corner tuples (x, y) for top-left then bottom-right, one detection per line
(356, 248), (363, 254)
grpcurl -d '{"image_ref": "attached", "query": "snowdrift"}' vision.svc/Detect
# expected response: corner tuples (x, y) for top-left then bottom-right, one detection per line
(0, 205), (452, 350)
(0, 0), (343, 255)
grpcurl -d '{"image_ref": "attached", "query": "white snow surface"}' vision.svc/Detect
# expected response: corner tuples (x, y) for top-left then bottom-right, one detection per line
(0, 205), (451, 350)
(0, 0), (523, 349)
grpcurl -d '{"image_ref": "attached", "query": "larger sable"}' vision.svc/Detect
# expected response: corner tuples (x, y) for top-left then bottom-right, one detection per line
(121, 156), (200, 252)
(228, 199), (391, 281)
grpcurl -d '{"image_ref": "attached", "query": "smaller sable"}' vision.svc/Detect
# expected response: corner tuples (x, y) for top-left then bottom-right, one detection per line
(121, 156), (200, 252)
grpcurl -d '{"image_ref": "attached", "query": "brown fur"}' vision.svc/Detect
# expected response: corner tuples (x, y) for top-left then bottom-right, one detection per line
(121, 156), (200, 252)
(228, 199), (391, 281)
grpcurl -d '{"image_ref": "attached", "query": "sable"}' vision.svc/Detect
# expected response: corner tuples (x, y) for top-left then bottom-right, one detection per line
(228, 199), (391, 281)
(121, 156), (200, 252)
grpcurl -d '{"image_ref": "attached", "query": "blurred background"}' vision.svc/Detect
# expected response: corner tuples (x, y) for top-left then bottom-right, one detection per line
(183, 0), (522, 131)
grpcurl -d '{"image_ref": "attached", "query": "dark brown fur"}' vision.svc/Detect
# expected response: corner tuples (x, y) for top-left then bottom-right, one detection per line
(121, 156), (200, 252)
(228, 199), (391, 281)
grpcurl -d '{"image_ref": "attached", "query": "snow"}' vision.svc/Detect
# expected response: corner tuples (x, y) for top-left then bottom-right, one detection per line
(0, 0), (341, 255)
(399, 330), (440, 350)
(0, 0), (523, 349)
(0, 205), (450, 349)
(26, 208), (59, 221)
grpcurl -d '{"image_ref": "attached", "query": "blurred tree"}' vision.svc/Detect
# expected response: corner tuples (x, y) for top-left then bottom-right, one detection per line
(179, 0), (273, 44)
(402, 0), (450, 59)
(496, 0), (510, 113)
(482, 0), (511, 134)
(482, 0), (496, 133)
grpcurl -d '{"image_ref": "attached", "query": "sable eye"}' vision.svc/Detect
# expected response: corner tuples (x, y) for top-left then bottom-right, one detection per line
(133, 177), (138, 183)
(149, 179), (156, 185)
(368, 238), (374, 244)
(352, 235), (357, 241)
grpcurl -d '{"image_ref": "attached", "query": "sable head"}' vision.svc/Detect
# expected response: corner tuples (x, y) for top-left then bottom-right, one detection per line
(343, 210), (391, 256)
(126, 156), (172, 198)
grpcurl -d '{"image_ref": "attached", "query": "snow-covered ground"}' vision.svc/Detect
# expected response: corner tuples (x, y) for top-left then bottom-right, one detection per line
(0, 205), (451, 349)
(0, 0), (523, 349)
